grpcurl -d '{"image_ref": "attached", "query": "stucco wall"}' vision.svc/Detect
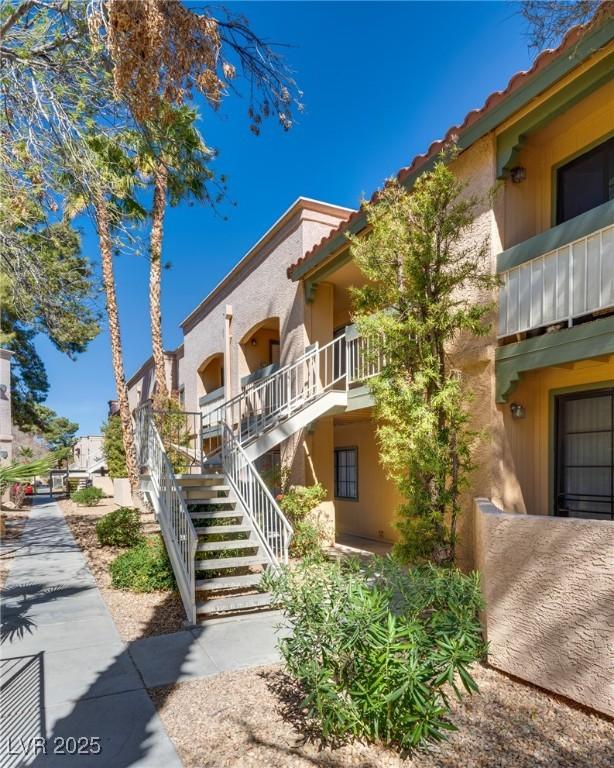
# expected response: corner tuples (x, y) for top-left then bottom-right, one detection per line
(332, 417), (401, 543)
(503, 79), (614, 248)
(474, 498), (614, 717)
(180, 204), (349, 416)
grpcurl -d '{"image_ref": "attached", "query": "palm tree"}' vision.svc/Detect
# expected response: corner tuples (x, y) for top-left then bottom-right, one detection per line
(94, 191), (140, 494)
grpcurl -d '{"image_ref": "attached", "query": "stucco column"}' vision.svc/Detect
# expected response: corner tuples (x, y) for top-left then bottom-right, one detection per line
(0, 349), (13, 466)
(224, 304), (233, 401)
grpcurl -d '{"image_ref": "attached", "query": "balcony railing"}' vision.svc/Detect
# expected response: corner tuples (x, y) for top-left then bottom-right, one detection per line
(498, 220), (614, 338)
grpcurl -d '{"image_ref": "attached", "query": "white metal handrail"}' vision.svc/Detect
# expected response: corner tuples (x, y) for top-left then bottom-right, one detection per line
(135, 405), (197, 624)
(220, 422), (292, 566)
(499, 223), (614, 337)
(202, 334), (353, 446)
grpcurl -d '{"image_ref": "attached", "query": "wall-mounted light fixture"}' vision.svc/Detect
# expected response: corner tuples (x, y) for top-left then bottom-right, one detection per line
(510, 166), (526, 184)
(250, 338), (257, 347)
(510, 402), (526, 420)
(0, 450), (8, 459)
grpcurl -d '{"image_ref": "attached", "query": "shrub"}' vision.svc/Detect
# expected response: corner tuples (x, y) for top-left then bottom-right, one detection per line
(71, 485), (104, 506)
(109, 535), (175, 592)
(278, 483), (327, 559)
(102, 416), (127, 478)
(268, 556), (485, 751)
(95, 507), (142, 548)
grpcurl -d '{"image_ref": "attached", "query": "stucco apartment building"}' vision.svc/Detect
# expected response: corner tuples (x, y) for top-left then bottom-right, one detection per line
(130, 16), (613, 555)
(128, 17), (613, 713)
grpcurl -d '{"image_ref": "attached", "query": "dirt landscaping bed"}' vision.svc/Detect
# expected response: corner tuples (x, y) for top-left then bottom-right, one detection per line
(151, 662), (613, 768)
(60, 498), (184, 641)
(0, 505), (30, 590)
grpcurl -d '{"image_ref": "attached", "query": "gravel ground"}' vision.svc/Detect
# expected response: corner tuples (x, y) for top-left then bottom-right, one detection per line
(0, 504), (31, 590)
(60, 498), (185, 641)
(151, 663), (613, 768)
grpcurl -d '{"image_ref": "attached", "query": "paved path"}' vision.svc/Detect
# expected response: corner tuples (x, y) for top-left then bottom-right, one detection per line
(1, 498), (286, 768)
(1, 499), (182, 767)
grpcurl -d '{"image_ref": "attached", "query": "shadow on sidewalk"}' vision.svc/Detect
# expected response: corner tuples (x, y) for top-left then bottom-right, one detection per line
(1, 584), (94, 645)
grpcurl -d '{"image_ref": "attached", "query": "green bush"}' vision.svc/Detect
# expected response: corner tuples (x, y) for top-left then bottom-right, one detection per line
(109, 535), (176, 592)
(278, 483), (327, 559)
(268, 556), (485, 751)
(95, 507), (142, 548)
(102, 416), (127, 478)
(71, 485), (104, 506)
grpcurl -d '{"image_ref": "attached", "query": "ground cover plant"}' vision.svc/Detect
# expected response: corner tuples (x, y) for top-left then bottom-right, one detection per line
(109, 534), (175, 592)
(71, 485), (104, 506)
(278, 483), (327, 560)
(96, 506), (142, 548)
(268, 556), (485, 751)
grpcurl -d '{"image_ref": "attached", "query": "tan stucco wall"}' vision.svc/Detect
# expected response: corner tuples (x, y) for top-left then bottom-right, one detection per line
(475, 498), (614, 717)
(503, 79), (614, 248)
(180, 206), (348, 418)
(332, 418), (401, 543)
(500, 359), (614, 516)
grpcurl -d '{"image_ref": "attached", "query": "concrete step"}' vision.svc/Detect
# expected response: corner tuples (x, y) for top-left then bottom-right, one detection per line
(194, 524), (252, 536)
(185, 485), (230, 494)
(194, 554), (269, 571)
(189, 510), (243, 520)
(176, 473), (224, 483)
(196, 592), (272, 616)
(195, 573), (263, 591)
(196, 539), (258, 553)
(185, 496), (236, 505)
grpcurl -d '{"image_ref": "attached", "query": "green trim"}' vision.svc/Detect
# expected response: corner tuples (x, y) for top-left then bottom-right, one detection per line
(293, 216), (362, 283)
(497, 199), (614, 272)
(495, 315), (614, 402)
(304, 247), (352, 301)
(496, 52), (614, 179)
(547, 380), (614, 515)
(549, 130), (614, 227)
(291, 20), (614, 284)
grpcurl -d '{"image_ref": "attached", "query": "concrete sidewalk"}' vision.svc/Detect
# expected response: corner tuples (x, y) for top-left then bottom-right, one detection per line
(1, 499), (182, 767)
(0, 499), (286, 768)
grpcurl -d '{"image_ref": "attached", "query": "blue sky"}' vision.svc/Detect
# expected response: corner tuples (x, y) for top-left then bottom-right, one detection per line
(38, 1), (534, 435)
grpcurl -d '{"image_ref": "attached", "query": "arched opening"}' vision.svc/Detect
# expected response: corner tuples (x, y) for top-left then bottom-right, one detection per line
(239, 317), (280, 386)
(197, 352), (224, 406)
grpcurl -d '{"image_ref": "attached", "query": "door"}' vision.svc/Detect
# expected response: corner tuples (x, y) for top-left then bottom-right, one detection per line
(555, 388), (614, 520)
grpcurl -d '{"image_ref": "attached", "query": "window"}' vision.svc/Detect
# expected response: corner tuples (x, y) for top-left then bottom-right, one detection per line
(556, 136), (614, 225)
(555, 388), (614, 521)
(334, 447), (358, 499)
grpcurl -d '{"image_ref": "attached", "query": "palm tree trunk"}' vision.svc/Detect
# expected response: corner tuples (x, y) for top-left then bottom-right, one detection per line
(150, 161), (169, 401)
(94, 192), (140, 495)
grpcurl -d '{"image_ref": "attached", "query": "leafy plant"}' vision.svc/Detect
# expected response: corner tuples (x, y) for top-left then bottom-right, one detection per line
(109, 535), (175, 592)
(268, 557), (485, 751)
(349, 155), (497, 564)
(278, 483), (327, 559)
(0, 457), (52, 493)
(102, 415), (127, 478)
(71, 485), (104, 506)
(95, 506), (142, 548)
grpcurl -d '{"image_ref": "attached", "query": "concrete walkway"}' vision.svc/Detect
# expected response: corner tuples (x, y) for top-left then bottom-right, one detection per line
(0, 499), (285, 768)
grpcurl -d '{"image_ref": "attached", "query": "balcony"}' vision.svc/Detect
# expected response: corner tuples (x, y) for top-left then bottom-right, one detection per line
(498, 201), (614, 339)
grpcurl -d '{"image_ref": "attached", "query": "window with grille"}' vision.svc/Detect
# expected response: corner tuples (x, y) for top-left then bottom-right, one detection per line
(334, 447), (358, 500)
(555, 388), (614, 521)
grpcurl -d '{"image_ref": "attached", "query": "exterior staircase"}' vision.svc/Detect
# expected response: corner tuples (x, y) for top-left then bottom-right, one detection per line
(134, 326), (381, 624)
(177, 472), (273, 619)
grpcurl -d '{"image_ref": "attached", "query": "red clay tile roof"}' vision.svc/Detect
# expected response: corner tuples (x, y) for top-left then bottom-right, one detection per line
(287, 17), (606, 279)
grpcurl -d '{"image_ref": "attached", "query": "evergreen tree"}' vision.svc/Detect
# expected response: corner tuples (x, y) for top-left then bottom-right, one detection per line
(350, 157), (497, 563)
